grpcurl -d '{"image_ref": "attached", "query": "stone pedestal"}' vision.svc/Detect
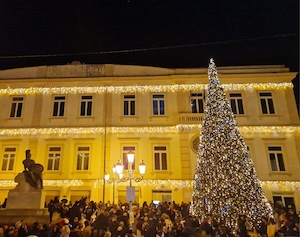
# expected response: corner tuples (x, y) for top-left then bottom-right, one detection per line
(0, 208), (49, 224)
(6, 173), (44, 209)
(7, 190), (43, 209)
(0, 172), (48, 223)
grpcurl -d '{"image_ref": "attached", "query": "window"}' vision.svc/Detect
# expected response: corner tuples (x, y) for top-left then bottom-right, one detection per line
(122, 146), (135, 170)
(230, 93), (244, 114)
(76, 147), (90, 170)
(1, 147), (16, 171)
(10, 97), (24, 118)
(123, 95), (135, 116)
(273, 195), (295, 209)
(53, 96), (65, 117)
(191, 92), (204, 113)
(47, 147), (61, 171)
(154, 146), (167, 170)
(268, 146), (285, 171)
(152, 94), (165, 115)
(80, 96), (93, 116)
(259, 92), (275, 114)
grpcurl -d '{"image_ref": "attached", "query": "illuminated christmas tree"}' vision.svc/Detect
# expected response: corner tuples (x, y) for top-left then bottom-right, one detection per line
(190, 59), (273, 230)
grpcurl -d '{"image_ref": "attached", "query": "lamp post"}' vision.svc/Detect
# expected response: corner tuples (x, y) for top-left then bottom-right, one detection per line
(105, 151), (146, 231)
(104, 165), (117, 205)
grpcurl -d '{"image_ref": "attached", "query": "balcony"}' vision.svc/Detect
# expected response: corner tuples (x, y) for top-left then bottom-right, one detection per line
(178, 113), (204, 124)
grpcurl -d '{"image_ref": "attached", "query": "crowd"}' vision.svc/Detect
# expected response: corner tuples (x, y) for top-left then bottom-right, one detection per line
(0, 197), (299, 237)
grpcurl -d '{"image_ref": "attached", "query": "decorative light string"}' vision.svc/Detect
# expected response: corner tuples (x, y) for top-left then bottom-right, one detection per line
(0, 125), (299, 136)
(0, 83), (293, 95)
(0, 179), (299, 191)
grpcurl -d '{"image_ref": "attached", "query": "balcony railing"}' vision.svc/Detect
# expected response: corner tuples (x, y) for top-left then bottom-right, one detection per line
(178, 113), (204, 124)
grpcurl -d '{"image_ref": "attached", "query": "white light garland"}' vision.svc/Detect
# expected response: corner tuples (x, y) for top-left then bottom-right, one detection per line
(0, 179), (299, 191)
(0, 125), (299, 136)
(0, 83), (293, 95)
(260, 181), (300, 191)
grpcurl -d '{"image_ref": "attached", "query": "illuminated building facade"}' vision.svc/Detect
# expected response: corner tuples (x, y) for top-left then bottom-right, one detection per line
(0, 62), (299, 211)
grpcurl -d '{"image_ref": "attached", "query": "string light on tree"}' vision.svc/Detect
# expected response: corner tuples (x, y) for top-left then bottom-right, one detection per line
(190, 59), (273, 230)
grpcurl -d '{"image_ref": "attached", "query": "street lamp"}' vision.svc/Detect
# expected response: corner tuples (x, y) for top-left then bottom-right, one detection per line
(104, 165), (117, 205)
(105, 151), (146, 230)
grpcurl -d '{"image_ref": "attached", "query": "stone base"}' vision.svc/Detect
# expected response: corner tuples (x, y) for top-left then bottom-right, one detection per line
(0, 208), (49, 224)
(6, 190), (44, 209)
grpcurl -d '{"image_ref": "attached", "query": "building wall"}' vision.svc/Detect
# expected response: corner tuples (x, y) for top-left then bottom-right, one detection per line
(0, 63), (299, 211)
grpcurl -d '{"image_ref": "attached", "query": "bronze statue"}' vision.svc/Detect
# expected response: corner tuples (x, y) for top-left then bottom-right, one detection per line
(22, 150), (44, 189)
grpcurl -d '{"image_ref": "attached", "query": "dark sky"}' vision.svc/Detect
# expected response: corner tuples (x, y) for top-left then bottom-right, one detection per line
(0, 0), (298, 71)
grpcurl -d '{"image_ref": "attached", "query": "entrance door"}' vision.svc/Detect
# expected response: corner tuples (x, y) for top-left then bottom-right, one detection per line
(152, 190), (172, 204)
(70, 190), (90, 204)
(117, 189), (139, 204)
(45, 190), (60, 207)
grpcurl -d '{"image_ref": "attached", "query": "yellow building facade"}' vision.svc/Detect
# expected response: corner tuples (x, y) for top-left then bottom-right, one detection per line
(0, 62), (299, 211)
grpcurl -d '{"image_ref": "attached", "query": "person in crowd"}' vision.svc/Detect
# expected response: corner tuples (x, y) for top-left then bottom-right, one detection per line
(28, 222), (40, 236)
(2, 224), (9, 237)
(199, 218), (213, 237)
(0, 225), (4, 237)
(71, 217), (80, 231)
(218, 224), (231, 237)
(95, 210), (109, 236)
(267, 218), (278, 237)
(238, 215), (248, 237)
(48, 200), (57, 223)
(104, 231), (112, 237)
(81, 221), (92, 237)
(2, 197), (299, 237)
(135, 222), (142, 237)
(52, 223), (62, 237)
(17, 221), (28, 237)
(40, 223), (53, 237)
(107, 216), (119, 237)
(60, 224), (71, 237)
(258, 216), (268, 237)
(7, 227), (16, 237)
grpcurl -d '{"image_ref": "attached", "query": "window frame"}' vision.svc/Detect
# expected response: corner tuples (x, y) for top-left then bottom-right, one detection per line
(229, 92), (245, 115)
(152, 94), (165, 116)
(10, 96), (24, 118)
(190, 92), (205, 113)
(153, 145), (168, 171)
(52, 95), (66, 117)
(46, 146), (62, 171)
(123, 94), (136, 116)
(267, 146), (286, 172)
(1, 147), (17, 171)
(259, 92), (275, 115)
(80, 95), (93, 117)
(76, 146), (91, 171)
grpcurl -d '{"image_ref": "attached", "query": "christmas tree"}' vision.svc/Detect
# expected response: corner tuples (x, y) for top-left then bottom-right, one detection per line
(190, 59), (273, 230)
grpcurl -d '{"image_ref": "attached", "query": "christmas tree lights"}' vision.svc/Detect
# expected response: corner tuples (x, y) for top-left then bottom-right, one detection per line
(190, 59), (273, 230)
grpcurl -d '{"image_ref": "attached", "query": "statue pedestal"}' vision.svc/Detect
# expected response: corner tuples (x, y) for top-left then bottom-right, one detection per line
(0, 173), (49, 223)
(0, 208), (49, 224)
(7, 190), (43, 209)
(6, 173), (44, 209)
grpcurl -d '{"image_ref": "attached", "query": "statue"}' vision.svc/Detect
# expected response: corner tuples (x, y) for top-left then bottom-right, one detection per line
(22, 150), (43, 189)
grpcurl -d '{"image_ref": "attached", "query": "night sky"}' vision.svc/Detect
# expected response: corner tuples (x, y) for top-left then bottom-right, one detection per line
(0, 1), (298, 70)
